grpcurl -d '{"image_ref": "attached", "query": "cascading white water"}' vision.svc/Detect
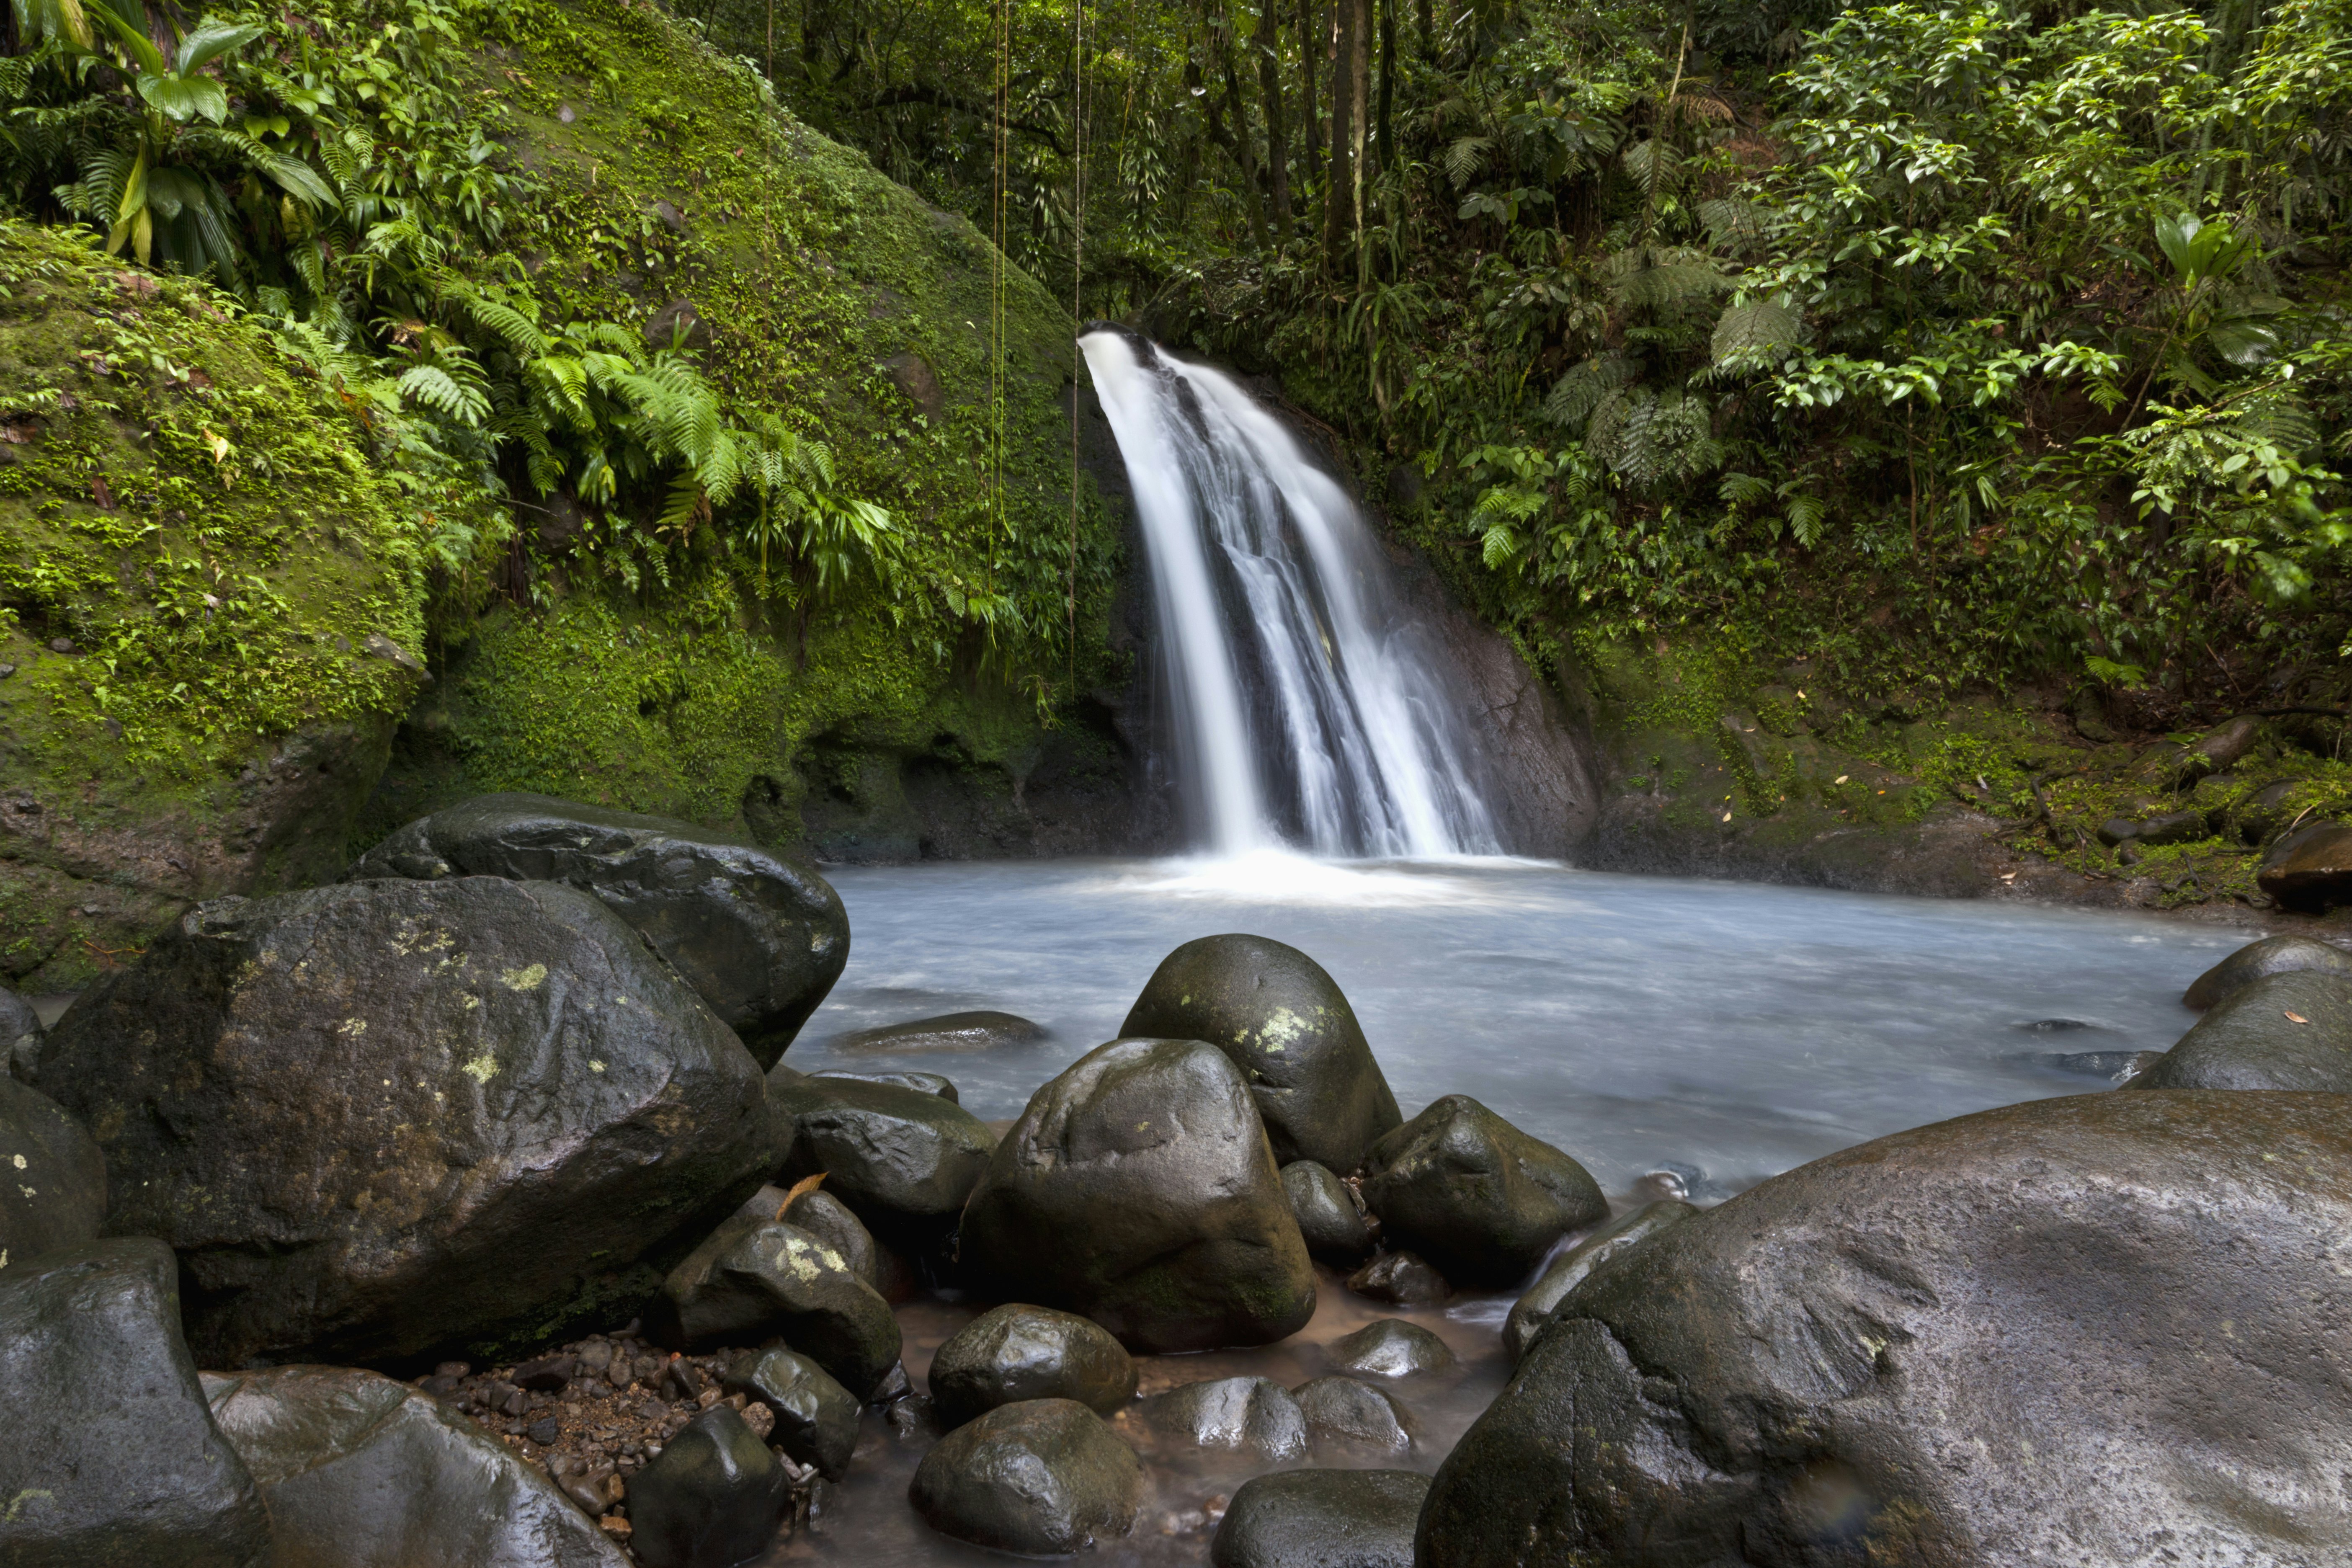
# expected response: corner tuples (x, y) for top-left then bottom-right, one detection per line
(1080, 328), (1503, 859)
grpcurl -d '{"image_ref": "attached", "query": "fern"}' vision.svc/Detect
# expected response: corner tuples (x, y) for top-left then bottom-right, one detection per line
(397, 363), (489, 426)
(1710, 299), (1805, 364)
(1544, 353), (1639, 431)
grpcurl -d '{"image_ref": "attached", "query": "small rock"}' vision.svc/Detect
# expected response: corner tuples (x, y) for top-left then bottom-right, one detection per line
(360, 631), (426, 675)
(2257, 820), (2352, 911)
(928, 1302), (1138, 1429)
(647, 1218), (902, 1397)
(1280, 1159), (1373, 1262)
(1127, 1377), (1307, 1461)
(1360, 1095), (1607, 1288)
(724, 1346), (859, 1480)
(47, 637), (71, 653)
(1294, 1375), (1414, 1451)
(529, 1417), (560, 1446)
(829, 1010), (1045, 1053)
(628, 1406), (790, 1568)
(1326, 1318), (1455, 1378)
(2130, 970), (2352, 1091)
(909, 1398), (1143, 1556)
(810, 1068), (960, 1101)
(1503, 1200), (1698, 1362)
(1211, 1468), (1430, 1568)
(2183, 934), (2352, 1009)
(1346, 1251), (1449, 1305)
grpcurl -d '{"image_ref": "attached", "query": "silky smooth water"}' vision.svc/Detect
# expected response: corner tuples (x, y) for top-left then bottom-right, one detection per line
(754, 856), (2248, 1565)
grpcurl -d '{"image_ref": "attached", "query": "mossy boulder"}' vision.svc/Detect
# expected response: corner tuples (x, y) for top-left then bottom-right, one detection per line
(0, 224), (425, 988)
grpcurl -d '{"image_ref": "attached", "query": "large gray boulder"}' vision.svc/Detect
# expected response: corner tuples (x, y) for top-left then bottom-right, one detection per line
(1502, 1199), (1697, 1363)
(959, 1037), (1316, 1352)
(928, 1302), (1139, 1429)
(768, 1066), (997, 1242)
(201, 1365), (630, 1567)
(0, 1238), (271, 1568)
(2131, 969), (2352, 1091)
(2182, 934), (2352, 1008)
(647, 1216), (901, 1396)
(0, 1073), (105, 1270)
(1212, 1469), (1430, 1568)
(1121, 934), (1401, 1171)
(909, 1398), (1143, 1555)
(33, 878), (785, 1367)
(351, 792), (848, 1064)
(1360, 1096), (1607, 1288)
(1418, 1092), (2352, 1568)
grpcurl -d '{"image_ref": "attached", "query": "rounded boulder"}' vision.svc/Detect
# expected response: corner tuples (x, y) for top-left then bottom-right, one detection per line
(2256, 820), (2352, 911)
(724, 1346), (860, 1480)
(768, 1066), (997, 1240)
(909, 1398), (1143, 1556)
(1360, 1096), (1607, 1288)
(928, 1302), (1139, 1429)
(1326, 1318), (1455, 1379)
(1503, 1199), (1697, 1363)
(2183, 934), (2352, 1009)
(1281, 1160), (1374, 1263)
(627, 1406), (790, 1568)
(647, 1217), (901, 1397)
(2131, 969), (2352, 1091)
(1212, 1469), (1431, 1568)
(1126, 1376), (1308, 1462)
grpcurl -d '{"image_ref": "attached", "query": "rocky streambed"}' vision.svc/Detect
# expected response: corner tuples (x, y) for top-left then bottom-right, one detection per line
(3, 793), (2350, 1568)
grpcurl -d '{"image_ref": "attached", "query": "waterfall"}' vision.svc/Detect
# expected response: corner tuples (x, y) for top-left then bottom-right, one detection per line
(1080, 327), (1503, 859)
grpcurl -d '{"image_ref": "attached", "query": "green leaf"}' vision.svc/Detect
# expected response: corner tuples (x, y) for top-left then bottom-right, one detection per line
(175, 16), (263, 73)
(139, 71), (227, 123)
(87, 1), (165, 75)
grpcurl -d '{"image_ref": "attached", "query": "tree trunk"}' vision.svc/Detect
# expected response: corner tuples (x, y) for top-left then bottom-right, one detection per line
(1299, 0), (1324, 201)
(1255, 1), (1291, 237)
(1376, 0), (1394, 176)
(1346, 0), (1369, 283)
(1323, 0), (1358, 275)
(1416, 0), (1430, 57)
(1216, 23), (1267, 250)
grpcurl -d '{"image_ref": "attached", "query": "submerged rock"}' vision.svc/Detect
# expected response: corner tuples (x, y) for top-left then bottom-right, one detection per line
(2182, 933), (2352, 1008)
(628, 1406), (791, 1568)
(959, 1037), (1315, 1352)
(725, 1346), (861, 1480)
(1212, 1469), (1431, 1568)
(810, 1068), (960, 1101)
(1360, 1096), (1607, 1287)
(1120, 934), (1402, 1171)
(1326, 1318), (1455, 1378)
(830, 1010), (1046, 1052)
(768, 1067), (996, 1240)
(1346, 1250), (1449, 1305)
(0, 1073), (105, 1270)
(0, 1238), (271, 1568)
(1295, 1375), (1415, 1452)
(647, 1217), (900, 1396)
(350, 792), (848, 1065)
(33, 878), (784, 1366)
(1503, 1199), (1697, 1363)
(909, 1398), (1144, 1556)
(928, 1302), (1139, 1429)
(1125, 1376), (1308, 1461)
(2131, 969), (2352, 1091)
(2257, 820), (2352, 911)
(1280, 1159), (1374, 1263)
(1418, 1091), (2352, 1568)
(202, 1364), (629, 1567)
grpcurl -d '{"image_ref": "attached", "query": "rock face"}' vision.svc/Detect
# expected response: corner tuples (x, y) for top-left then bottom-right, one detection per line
(1120, 935), (1401, 1171)
(1326, 1318), (1455, 1378)
(960, 1037), (1316, 1352)
(830, 1010), (1046, 1052)
(647, 1218), (901, 1395)
(1503, 1199), (1697, 1363)
(1295, 1375), (1415, 1452)
(2257, 820), (2352, 911)
(33, 878), (785, 1366)
(929, 1303), (1139, 1429)
(725, 1346), (861, 1479)
(2132, 970), (2352, 1091)
(1360, 1096), (1607, 1288)
(909, 1398), (1144, 1556)
(201, 1365), (629, 1567)
(1212, 1469), (1431, 1568)
(0, 1073), (105, 1269)
(1127, 1376), (1308, 1461)
(350, 792), (849, 1065)
(628, 1406), (791, 1568)
(1418, 1092), (2352, 1568)
(2183, 934), (2352, 1008)
(0, 1238), (271, 1568)
(768, 1067), (997, 1240)
(1280, 1159), (1374, 1262)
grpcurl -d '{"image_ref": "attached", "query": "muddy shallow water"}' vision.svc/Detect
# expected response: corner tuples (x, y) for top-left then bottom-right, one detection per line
(756, 854), (2242, 1563)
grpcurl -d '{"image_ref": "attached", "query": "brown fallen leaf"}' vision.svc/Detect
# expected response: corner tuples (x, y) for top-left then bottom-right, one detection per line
(2285, 1011), (2310, 1024)
(774, 1170), (826, 1220)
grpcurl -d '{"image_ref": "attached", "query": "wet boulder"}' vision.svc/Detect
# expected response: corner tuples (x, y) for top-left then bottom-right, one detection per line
(959, 1037), (1316, 1352)
(1280, 1159), (1374, 1263)
(1418, 1092), (2352, 1568)
(34, 878), (785, 1367)
(724, 1346), (860, 1480)
(929, 1302), (1139, 1429)
(1, 984), (41, 1083)
(830, 1010), (1046, 1053)
(1503, 1199), (1698, 1363)
(1326, 1318), (1455, 1379)
(1125, 1376), (1308, 1461)
(201, 1365), (629, 1567)
(910, 1398), (1144, 1555)
(0, 1073), (106, 1269)
(0, 1238), (271, 1568)
(351, 792), (848, 1065)
(2183, 934), (2352, 1008)
(647, 1217), (900, 1397)
(1212, 1469), (1430, 1568)
(1346, 1250), (1448, 1305)
(2257, 819), (2352, 911)
(1295, 1375), (1415, 1452)
(628, 1406), (791, 1568)
(1120, 934), (1401, 1171)
(811, 1068), (960, 1101)
(2131, 969), (2352, 1091)
(774, 1185), (887, 1293)
(768, 1066), (996, 1240)
(1361, 1096), (1607, 1288)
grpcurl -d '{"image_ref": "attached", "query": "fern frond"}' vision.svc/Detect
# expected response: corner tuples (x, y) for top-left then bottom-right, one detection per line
(397, 363), (489, 426)
(1710, 299), (1805, 364)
